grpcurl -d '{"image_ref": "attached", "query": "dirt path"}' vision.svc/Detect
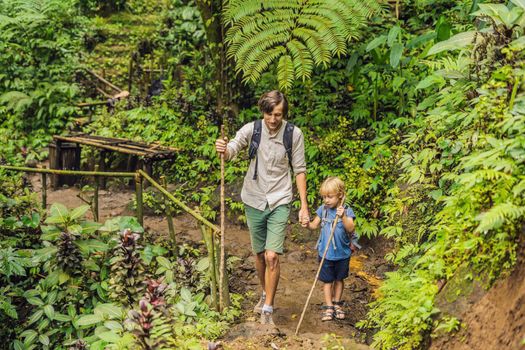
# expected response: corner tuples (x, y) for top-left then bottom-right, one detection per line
(31, 175), (384, 349)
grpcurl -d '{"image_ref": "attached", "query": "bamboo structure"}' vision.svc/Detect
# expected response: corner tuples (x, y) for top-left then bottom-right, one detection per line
(161, 176), (176, 246)
(219, 125), (226, 311)
(201, 224), (218, 311)
(41, 166), (47, 209)
(137, 170), (219, 233)
(93, 165), (100, 221)
(135, 172), (144, 226)
(0, 165), (134, 177)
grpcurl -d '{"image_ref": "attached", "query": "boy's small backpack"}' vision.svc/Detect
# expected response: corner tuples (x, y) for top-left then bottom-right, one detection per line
(248, 119), (295, 180)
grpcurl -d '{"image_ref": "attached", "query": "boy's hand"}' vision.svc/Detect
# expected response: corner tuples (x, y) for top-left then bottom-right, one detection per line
(215, 137), (228, 155)
(336, 206), (345, 217)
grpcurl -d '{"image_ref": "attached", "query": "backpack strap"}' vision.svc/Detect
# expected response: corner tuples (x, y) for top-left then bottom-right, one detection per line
(283, 122), (295, 169)
(248, 120), (262, 180)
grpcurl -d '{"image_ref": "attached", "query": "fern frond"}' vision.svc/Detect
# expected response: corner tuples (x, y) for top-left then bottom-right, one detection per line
(475, 203), (525, 233)
(224, 0), (379, 89)
(277, 54), (295, 91)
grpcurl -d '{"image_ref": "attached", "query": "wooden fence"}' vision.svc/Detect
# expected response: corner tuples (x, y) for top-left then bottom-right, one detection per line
(0, 165), (229, 311)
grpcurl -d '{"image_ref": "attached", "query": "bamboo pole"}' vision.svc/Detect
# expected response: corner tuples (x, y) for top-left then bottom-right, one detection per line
(135, 172), (144, 227)
(295, 196), (346, 335)
(219, 124), (226, 311)
(0, 165), (134, 177)
(41, 166), (47, 209)
(201, 224), (218, 311)
(53, 136), (149, 156)
(93, 165), (100, 222)
(161, 175), (176, 246)
(85, 69), (122, 92)
(137, 170), (219, 233)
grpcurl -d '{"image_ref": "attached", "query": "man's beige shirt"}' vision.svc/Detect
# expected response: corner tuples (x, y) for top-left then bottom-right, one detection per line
(226, 120), (306, 211)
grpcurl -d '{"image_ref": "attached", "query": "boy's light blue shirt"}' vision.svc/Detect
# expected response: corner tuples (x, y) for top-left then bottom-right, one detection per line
(316, 205), (357, 261)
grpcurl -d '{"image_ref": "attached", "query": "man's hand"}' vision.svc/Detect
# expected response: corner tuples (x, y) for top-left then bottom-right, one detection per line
(299, 207), (310, 227)
(215, 137), (228, 157)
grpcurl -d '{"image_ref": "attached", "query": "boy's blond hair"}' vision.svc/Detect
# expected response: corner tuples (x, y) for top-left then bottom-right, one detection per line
(319, 176), (345, 197)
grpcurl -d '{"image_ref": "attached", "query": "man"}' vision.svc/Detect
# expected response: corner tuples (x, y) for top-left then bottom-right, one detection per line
(215, 90), (309, 325)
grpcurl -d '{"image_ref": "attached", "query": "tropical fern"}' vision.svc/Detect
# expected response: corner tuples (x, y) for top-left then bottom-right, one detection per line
(223, 0), (380, 90)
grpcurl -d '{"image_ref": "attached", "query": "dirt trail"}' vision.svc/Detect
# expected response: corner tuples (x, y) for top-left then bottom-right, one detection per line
(30, 174), (385, 349)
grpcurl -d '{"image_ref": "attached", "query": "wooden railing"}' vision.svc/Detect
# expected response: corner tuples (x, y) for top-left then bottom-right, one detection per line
(0, 165), (230, 310)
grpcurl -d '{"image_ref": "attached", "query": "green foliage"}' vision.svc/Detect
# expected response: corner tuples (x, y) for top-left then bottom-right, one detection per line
(0, 0), (86, 164)
(224, 0), (380, 90)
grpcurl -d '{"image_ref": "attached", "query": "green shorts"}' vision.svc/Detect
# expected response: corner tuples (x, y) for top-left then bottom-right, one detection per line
(245, 204), (290, 254)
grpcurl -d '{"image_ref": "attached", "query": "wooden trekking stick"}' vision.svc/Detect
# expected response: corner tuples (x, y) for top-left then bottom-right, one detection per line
(295, 196), (345, 335)
(219, 125), (226, 312)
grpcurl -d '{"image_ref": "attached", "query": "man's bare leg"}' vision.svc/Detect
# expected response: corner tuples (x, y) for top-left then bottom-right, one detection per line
(264, 250), (280, 307)
(255, 251), (266, 291)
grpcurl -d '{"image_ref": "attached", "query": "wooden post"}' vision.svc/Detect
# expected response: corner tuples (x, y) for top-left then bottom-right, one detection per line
(41, 166), (47, 209)
(201, 224), (218, 311)
(53, 140), (62, 189)
(161, 176), (176, 246)
(219, 124), (227, 311)
(93, 165), (100, 222)
(135, 172), (143, 227)
(99, 151), (108, 189)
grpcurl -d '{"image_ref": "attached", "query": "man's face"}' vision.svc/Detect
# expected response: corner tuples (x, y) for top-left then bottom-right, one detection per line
(263, 102), (284, 134)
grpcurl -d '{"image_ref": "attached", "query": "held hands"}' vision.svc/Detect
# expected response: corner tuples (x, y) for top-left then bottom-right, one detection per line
(299, 207), (310, 228)
(215, 137), (228, 156)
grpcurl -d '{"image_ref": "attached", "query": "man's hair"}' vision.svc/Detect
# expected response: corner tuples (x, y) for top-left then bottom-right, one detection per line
(320, 176), (345, 197)
(258, 90), (288, 117)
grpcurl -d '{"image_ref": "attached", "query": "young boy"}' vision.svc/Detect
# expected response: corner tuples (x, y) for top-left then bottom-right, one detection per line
(307, 176), (358, 321)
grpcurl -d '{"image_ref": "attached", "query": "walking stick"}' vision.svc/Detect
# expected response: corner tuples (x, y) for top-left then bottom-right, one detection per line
(219, 125), (226, 312)
(295, 196), (345, 335)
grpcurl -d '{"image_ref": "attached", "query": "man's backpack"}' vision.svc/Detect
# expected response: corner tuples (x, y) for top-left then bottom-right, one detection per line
(248, 119), (295, 180)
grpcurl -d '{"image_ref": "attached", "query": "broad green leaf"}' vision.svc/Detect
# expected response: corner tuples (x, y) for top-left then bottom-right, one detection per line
(97, 331), (121, 342)
(366, 35), (386, 51)
(38, 334), (49, 346)
(390, 43), (404, 68)
(53, 313), (71, 322)
(13, 340), (24, 350)
(76, 239), (109, 255)
(77, 313), (104, 326)
(81, 221), (102, 234)
(95, 303), (122, 319)
(156, 256), (172, 269)
(196, 257), (210, 272)
(180, 287), (192, 302)
(46, 203), (69, 224)
(104, 320), (123, 331)
(20, 330), (38, 344)
(43, 305), (55, 320)
(67, 224), (82, 235)
(26, 297), (44, 306)
(416, 75), (445, 90)
(27, 309), (43, 325)
(387, 26), (401, 47)
(426, 31), (477, 56)
(512, 0), (525, 10)
(70, 205), (90, 220)
(118, 216), (144, 233)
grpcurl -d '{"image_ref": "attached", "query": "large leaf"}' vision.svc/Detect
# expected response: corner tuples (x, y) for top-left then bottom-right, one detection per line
(366, 35), (386, 52)
(426, 31), (477, 56)
(45, 203), (69, 224)
(389, 43), (404, 68)
(118, 216), (144, 233)
(70, 205), (90, 220)
(512, 0), (525, 10)
(77, 313), (104, 326)
(94, 303), (122, 319)
(76, 239), (109, 255)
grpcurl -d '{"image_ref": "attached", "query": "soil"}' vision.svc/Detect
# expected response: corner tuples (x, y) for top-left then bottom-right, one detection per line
(430, 237), (525, 350)
(29, 174), (389, 349)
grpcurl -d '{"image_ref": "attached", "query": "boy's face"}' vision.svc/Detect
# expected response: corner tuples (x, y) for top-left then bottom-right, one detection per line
(263, 102), (284, 134)
(322, 192), (341, 208)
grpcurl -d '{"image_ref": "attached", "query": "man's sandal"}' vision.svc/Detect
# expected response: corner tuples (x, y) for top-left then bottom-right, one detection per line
(321, 306), (335, 321)
(333, 301), (345, 320)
